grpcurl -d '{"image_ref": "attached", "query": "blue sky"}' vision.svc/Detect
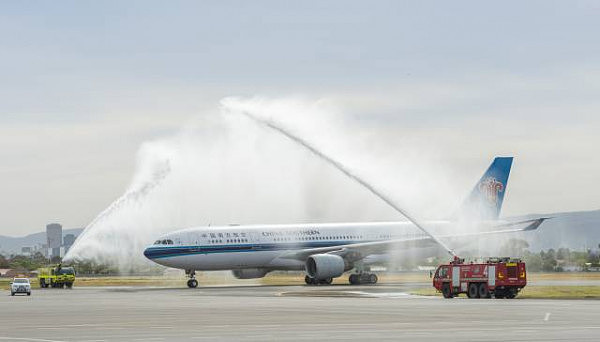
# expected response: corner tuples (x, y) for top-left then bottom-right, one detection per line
(1, 1), (599, 235)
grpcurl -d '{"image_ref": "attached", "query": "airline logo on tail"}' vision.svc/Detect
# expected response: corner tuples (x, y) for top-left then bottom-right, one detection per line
(478, 177), (504, 206)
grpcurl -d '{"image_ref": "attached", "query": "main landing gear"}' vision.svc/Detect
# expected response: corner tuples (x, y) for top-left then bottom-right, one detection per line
(304, 275), (333, 285)
(303, 273), (378, 286)
(186, 270), (198, 288)
(348, 263), (378, 285)
(348, 273), (378, 285)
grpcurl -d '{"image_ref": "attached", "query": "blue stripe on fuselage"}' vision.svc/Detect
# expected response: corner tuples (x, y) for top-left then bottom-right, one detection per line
(143, 241), (361, 259)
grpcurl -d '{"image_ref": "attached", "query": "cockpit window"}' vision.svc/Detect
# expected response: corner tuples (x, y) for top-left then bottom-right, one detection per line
(155, 239), (174, 245)
(58, 267), (75, 275)
(436, 266), (449, 278)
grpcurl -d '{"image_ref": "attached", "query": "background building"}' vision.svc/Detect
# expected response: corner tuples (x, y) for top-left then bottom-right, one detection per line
(63, 234), (76, 254)
(46, 223), (62, 259)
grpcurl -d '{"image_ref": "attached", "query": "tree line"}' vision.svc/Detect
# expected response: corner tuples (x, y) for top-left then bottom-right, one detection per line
(0, 252), (119, 275)
(497, 238), (600, 272)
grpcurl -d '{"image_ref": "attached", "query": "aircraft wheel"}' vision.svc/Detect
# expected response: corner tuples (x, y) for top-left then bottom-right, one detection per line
(369, 274), (378, 284)
(305, 275), (316, 285)
(187, 279), (198, 288)
(349, 274), (359, 285)
(320, 278), (333, 285)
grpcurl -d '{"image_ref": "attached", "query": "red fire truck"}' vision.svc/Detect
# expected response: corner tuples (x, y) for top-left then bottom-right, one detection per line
(433, 257), (527, 299)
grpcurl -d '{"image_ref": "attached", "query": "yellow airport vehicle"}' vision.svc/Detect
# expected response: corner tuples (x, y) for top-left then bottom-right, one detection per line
(38, 264), (76, 288)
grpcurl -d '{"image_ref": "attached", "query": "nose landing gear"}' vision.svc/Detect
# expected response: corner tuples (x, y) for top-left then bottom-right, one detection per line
(186, 270), (198, 288)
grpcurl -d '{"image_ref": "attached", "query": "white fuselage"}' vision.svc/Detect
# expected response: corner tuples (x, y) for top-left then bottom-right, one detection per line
(143, 221), (457, 271)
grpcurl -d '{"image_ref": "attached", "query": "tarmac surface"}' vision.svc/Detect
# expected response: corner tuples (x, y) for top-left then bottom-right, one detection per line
(1, 284), (599, 341)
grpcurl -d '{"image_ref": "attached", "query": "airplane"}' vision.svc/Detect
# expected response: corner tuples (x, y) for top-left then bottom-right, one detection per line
(144, 157), (546, 288)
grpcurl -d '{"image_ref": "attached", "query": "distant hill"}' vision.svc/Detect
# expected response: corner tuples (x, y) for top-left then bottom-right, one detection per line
(0, 210), (598, 256)
(515, 210), (600, 252)
(0, 228), (84, 255)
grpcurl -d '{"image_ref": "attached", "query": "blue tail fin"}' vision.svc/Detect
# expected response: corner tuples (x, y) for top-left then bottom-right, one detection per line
(460, 157), (513, 220)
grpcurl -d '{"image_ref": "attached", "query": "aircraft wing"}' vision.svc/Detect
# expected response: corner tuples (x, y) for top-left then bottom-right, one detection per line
(279, 218), (547, 263)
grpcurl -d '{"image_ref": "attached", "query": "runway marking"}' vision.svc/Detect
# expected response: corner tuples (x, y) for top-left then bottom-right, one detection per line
(544, 312), (551, 321)
(278, 290), (426, 298)
(0, 338), (67, 342)
(28, 324), (107, 329)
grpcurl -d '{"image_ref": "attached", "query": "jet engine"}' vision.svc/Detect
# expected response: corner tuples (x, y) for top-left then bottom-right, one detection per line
(305, 254), (347, 280)
(232, 268), (270, 279)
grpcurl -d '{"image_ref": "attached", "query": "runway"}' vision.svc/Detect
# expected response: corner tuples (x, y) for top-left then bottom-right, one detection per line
(1, 285), (599, 341)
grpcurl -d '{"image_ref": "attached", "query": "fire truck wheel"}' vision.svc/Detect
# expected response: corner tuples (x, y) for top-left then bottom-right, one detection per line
(494, 290), (505, 299)
(467, 283), (479, 298)
(442, 284), (453, 298)
(506, 288), (517, 299)
(478, 283), (491, 298)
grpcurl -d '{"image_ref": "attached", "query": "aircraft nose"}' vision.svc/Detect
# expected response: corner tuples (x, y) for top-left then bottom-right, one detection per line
(143, 246), (155, 260)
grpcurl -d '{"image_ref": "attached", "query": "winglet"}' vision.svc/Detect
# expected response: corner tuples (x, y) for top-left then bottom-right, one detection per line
(522, 217), (550, 231)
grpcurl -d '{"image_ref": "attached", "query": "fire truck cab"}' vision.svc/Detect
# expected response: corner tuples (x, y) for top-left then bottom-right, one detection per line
(433, 257), (526, 299)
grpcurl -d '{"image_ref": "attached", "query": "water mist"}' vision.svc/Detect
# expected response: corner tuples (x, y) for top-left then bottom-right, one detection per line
(64, 96), (459, 272)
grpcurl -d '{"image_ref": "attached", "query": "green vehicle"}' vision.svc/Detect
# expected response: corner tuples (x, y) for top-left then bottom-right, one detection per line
(38, 264), (76, 288)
